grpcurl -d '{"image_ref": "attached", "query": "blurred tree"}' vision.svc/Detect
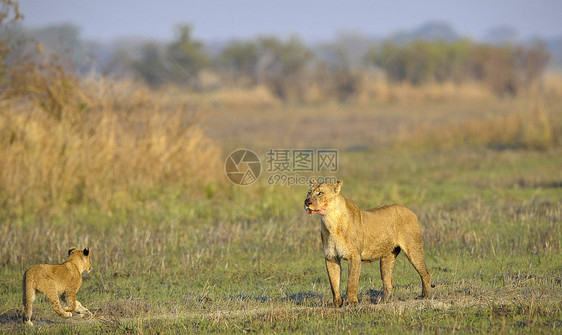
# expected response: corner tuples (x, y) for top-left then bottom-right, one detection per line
(515, 40), (551, 89)
(133, 24), (209, 87)
(133, 43), (169, 86)
(167, 24), (209, 85)
(319, 32), (369, 101)
(470, 44), (519, 95)
(0, 0), (23, 84)
(367, 38), (551, 96)
(219, 40), (259, 86)
(367, 41), (406, 82)
(103, 47), (134, 78)
(255, 36), (314, 100)
(30, 24), (91, 72)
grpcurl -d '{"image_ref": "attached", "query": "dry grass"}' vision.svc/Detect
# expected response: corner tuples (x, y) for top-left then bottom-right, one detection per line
(356, 79), (494, 104)
(400, 98), (560, 150)
(366, 76), (562, 151)
(0, 60), (221, 217)
(157, 84), (281, 109)
(190, 76), (562, 152)
(0, 189), (559, 333)
(0, 52), (560, 333)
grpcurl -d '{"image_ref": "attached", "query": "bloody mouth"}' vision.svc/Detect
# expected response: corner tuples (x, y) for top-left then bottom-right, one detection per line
(306, 207), (320, 214)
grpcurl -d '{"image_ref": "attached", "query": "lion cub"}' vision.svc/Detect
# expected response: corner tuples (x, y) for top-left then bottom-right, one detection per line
(304, 179), (431, 307)
(22, 247), (92, 326)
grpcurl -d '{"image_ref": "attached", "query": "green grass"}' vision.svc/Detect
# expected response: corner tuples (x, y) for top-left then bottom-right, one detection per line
(1, 147), (561, 334)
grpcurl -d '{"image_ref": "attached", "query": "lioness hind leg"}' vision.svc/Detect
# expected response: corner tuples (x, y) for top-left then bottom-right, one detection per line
(380, 248), (400, 303)
(403, 245), (431, 298)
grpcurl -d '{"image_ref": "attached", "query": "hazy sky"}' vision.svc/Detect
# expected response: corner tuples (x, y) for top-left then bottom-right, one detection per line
(20, 0), (562, 42)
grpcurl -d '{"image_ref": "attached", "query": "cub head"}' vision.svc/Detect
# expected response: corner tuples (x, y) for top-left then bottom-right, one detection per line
(67, 247), (92, 274)
(304, 178), (343, 215)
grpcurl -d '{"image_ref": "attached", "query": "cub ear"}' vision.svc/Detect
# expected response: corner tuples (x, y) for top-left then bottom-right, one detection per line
(309, 177), (317, 186)
(68, 247), (77, 256)
(83, 248), (90, 256)
(334, 180), (343, 193)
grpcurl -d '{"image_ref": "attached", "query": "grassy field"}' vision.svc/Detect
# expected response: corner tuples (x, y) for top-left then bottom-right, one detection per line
(0, 72), (561, 333)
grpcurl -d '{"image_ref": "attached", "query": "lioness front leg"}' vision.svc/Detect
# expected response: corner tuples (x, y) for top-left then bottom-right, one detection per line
(325, 259), (342, 307)
(345, 256), (361, 305)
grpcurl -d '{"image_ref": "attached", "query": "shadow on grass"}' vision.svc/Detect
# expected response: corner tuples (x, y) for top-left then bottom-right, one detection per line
(95, 299), (151, 318)
(0, 308), (62, 332)
(362, 289), (384, 304)
(0, 309), (21, 325)
(284, 290), (387, 307)
(228, 293), (269, 303)
(226, 291), (328, 307)
(285, 292), (326, 307)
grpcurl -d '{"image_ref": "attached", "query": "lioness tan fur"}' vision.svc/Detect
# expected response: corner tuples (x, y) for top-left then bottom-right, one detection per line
(304, 179), (431, 307)
(22, 247), (92, 326)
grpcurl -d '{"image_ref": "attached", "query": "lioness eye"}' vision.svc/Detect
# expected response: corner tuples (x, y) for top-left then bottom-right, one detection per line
(317, 191), (323, 196)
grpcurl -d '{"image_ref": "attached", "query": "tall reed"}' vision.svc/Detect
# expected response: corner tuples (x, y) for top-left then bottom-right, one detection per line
(0, 60), (221, 218)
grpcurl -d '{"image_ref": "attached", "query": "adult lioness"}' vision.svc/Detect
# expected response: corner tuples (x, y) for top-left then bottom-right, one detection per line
(22, 247), (92, 326)
(304, 179), (431, 307)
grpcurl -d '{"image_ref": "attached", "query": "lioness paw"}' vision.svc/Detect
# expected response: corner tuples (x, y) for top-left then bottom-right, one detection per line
(345, 298), (359, 306)
(332, 298), (343, 308)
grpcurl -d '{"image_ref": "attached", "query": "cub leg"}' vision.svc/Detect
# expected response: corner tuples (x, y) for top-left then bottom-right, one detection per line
(62, 292), (90, 316)
(44, 291), (72, 318)
(73, 301), (91, 317)
(325, 259), (342, 307)
(22, 281), (35, 325)
(345, 256), (361, 305)
(63, 290), (77, 313)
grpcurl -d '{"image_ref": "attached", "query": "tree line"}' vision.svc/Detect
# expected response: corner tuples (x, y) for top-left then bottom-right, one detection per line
(116, 24), (552, 99)
(3, 20), (552, 101)
(367, 39), (550, 96)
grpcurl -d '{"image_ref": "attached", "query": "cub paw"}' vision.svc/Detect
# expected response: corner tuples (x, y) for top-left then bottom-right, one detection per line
(78, 309), (92, 318)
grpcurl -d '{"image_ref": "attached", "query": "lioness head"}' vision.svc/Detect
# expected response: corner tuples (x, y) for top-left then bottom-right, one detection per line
(68, 247), (92, 274)
(304, 178), (343, 215)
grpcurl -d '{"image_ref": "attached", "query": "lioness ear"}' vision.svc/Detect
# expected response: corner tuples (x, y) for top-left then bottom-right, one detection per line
(309, 177), (317, 186)
(334, 180), (343, 193)
(83, 248), (90, 256)
(68, 247), (77, 256)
